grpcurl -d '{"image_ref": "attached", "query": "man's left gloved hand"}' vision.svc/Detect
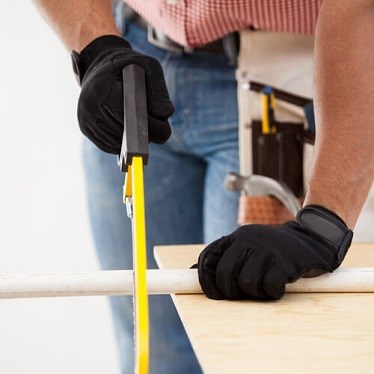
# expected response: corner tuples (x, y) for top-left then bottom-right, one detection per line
(198, 205), (353, 300)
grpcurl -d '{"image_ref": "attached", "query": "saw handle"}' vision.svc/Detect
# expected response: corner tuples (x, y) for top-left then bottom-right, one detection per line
(118, 64), (149, 172)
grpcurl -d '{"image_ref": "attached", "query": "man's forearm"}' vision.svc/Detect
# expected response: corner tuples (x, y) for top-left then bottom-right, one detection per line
(33, 0), (120, 51)
(304, 0), (374, 228)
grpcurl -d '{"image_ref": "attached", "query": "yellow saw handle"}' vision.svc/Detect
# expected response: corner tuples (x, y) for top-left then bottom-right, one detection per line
(120, 64), (149, 374)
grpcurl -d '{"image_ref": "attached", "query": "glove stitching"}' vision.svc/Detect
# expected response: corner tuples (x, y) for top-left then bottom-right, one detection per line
(261, 255), (287, 299)
(257, 255), (275, 299)
(287, 263), (334, 283)
(226, 247), (251, 299)
(197, 238), (232, 300)
(99, 103), (123, 136)
(98, 78), (120, 137)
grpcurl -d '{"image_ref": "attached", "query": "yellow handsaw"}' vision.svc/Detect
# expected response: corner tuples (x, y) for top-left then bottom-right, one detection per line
(118, 64), (149, 374)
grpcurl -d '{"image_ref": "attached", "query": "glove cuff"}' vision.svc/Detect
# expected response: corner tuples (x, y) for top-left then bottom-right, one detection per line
(71, 35), (132, 85)
(296, 205), (353, 263)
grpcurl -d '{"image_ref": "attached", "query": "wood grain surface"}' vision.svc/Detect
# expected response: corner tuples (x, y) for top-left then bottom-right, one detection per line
(154, 243), (374, 373)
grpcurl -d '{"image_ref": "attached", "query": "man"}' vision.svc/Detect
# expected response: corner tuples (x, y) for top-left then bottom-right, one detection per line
(33, 0), (373, 373)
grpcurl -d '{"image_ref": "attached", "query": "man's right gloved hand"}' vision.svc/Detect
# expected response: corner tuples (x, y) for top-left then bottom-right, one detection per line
(72, 35), (174, 154)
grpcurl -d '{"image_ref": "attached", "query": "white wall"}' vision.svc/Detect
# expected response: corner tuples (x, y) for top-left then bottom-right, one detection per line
(0, 1), (119, 373)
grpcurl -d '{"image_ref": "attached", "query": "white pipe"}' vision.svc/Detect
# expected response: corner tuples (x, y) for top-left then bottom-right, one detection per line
(0, 268), (373, 299)
(0, 269), (200, 298)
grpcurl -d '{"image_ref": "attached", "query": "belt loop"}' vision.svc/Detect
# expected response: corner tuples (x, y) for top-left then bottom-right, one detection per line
(223, 32), (240, 65)
(147, 25), (185, 53)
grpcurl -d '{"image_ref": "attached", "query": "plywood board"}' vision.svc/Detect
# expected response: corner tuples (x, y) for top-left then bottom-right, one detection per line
(154, 243), (374, 373)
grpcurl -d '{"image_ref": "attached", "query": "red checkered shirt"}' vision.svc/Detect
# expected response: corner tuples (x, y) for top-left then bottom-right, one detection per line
(125, 0), (323, 47)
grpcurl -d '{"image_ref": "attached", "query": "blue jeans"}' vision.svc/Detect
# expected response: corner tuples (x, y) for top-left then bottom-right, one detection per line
(82, 12), (240, 374)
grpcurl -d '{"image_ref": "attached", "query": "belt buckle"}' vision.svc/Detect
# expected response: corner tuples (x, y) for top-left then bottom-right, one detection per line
(147, 26), (191, 54)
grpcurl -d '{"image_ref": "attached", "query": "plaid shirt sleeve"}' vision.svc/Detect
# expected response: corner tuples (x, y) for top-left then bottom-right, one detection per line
(125, 0), (323, 47)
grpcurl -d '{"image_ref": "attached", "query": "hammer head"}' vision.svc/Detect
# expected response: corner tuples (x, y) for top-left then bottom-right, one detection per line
(224, 172), (301, 216)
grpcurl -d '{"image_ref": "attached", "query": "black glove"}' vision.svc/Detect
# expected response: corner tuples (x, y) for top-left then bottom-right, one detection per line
(198, 205), (353, 300)
(72, 35), (174, 154)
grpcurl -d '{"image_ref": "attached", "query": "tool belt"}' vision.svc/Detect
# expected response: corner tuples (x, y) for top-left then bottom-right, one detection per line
(238, 82), (315, 224)
(235, 30), (315, 225)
